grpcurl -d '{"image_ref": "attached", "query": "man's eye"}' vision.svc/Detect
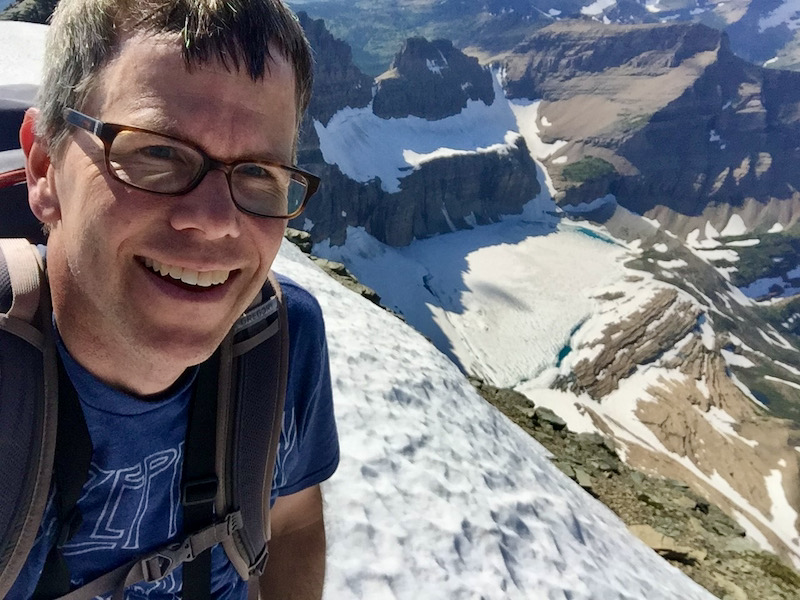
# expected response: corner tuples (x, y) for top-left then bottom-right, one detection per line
(140, 145), (178, 160)
(238, 164), (273, 178)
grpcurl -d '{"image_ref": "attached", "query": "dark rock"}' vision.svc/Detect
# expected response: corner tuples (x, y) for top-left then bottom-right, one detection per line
(284, 227), (313, 254)
(373, 37), (494, 121)
(573, 468), (594, 494)
(293, 20), (541, 247)
(297, 134), (541, 247)
(534, 407), (567, 431)
(297, 12), (373, 126)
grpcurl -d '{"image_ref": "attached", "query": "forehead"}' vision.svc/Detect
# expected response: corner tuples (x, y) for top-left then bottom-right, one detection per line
(86, 33), (298, 162)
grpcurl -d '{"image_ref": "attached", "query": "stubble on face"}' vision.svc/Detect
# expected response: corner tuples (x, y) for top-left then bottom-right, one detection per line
(43, 33), (297, 395)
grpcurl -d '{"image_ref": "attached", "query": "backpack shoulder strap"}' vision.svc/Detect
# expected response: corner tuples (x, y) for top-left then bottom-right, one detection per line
(217, 271), (290, 580)
(0, 239), (59, 598)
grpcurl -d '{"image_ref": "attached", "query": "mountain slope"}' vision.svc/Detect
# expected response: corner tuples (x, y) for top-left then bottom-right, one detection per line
(275, 241), (719, 599)
(502, 20), (800, 239)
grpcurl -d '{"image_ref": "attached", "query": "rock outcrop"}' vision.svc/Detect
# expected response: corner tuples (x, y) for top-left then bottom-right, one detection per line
(546, 250), (800, 570)
(297, 136), (540, 246)
(373, 37), (494, 120)
(296, 25), (540, 246)
(555, 288), (701, 398)
(502, 20), (800, 237)
(475, 378), (800, 600)
(296, 12), (373, 127)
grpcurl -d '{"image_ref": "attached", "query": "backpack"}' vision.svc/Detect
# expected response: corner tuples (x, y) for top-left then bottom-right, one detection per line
(0, 164), (289, 598)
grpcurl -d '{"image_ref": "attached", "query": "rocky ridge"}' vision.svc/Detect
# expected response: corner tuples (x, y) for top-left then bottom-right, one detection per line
(474, 379), (800, 600)
(373, 37), (494, 121)
(501, 20), (800, 240)
(295, 18), (541, 246)
(536, 221), (800, 571)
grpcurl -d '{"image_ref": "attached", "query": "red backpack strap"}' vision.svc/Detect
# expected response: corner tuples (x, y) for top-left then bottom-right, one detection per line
(0, 168), (25, 190)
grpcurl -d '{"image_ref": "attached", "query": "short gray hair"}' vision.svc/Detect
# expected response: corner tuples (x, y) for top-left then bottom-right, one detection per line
(37, 0), (313, 158)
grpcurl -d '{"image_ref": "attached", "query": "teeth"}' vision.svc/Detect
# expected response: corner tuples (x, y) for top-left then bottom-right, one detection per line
(144, 257), (230, 287)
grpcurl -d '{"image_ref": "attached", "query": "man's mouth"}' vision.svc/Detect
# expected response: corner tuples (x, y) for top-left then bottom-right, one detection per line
(142, 257), (231, 288)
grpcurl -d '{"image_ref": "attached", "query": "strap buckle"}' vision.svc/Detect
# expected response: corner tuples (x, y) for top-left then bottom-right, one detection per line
(139, 512), (244, 583)
(141, 539), (193, 582)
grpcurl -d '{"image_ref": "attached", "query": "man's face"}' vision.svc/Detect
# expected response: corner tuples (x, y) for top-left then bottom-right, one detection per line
(38, 33), (297, 391)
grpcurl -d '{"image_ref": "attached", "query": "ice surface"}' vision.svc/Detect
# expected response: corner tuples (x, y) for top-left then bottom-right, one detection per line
(315, 215), (632, 389)
(314, 72), (519, 193)
(274, 242), (719, 598)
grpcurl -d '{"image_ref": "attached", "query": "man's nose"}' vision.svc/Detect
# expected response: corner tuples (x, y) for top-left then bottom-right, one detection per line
(167, 169), (242, 239)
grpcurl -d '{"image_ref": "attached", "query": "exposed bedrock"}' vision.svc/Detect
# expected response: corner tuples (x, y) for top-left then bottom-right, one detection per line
(373, 37), (495, 121)
(502, 20), (800, 233)
(296, 136), (541, 247)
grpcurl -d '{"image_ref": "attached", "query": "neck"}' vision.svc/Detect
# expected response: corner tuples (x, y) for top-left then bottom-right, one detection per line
(54, 316), (189, 396)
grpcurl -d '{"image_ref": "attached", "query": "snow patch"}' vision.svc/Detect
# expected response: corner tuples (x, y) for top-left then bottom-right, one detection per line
(726, 239), (759, 247)
(719, 215), (747, 237)
(765, 376), (800, 391)
(315, 72), (518, 193)
(657, 259), (687, 269)
(768, 223), (784, 234)
(581, 0), (617, 15)
(702, 406), (758, 448)
(776, 361), (800, 376)
(721, 349), (756, 368)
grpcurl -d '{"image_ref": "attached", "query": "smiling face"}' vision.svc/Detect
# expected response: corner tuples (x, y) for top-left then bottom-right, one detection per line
(29, 33), (298, 395)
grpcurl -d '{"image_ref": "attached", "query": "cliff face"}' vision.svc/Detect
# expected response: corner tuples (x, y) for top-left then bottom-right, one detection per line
(373, 37), (494, 120)
(296, 12), (373, 126)
(296, 24), (540, 246)
(502, 20), (800, 237)
(298, 137), (540, 247)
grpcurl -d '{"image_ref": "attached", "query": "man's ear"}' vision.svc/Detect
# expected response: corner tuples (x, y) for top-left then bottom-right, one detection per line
(20, 108), (61, 224)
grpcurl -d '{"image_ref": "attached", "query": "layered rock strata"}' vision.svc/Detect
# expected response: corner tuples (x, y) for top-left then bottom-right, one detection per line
(502, 20), (800, 237)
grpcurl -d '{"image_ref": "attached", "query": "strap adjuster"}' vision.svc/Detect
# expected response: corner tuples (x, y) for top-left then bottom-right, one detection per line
(141, 540), (193, 582)
(181, 476), (218, 506)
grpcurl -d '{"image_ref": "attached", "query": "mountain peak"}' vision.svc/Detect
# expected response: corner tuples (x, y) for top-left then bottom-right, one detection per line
(373, 36), (495, 120)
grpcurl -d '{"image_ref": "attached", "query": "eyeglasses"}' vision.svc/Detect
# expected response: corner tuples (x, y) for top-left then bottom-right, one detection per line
(63, 108), (320, 219)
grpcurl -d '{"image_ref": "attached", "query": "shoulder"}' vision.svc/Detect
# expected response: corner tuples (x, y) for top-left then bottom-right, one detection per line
(274, 273), (326, 338)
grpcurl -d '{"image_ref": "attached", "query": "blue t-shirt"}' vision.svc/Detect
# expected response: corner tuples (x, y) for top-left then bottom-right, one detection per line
(8, 275), (339, 599)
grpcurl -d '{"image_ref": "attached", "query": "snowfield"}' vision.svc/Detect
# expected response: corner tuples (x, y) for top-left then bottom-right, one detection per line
(315, 204), (636, 389)
(275, 242), (716, 599)
(314, 73), (518, 193)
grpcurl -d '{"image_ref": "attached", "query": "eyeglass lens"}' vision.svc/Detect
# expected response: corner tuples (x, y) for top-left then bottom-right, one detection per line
(107, 129), (308, 217)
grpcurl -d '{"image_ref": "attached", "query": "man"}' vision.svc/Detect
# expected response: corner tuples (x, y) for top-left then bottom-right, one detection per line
(4, 0), (339, 597)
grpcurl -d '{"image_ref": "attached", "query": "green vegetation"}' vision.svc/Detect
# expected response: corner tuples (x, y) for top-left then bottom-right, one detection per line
(561, 157), (617, 183)
(721, 231), (800, 289)
(759, 295), (800, 338)
(618, 112), (652, 133)
(733, 365), (800, 423)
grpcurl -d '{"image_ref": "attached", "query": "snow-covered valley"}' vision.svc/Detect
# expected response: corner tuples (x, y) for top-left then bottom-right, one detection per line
(2, 16), (800, 599)
(310, 64), (800, 576)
